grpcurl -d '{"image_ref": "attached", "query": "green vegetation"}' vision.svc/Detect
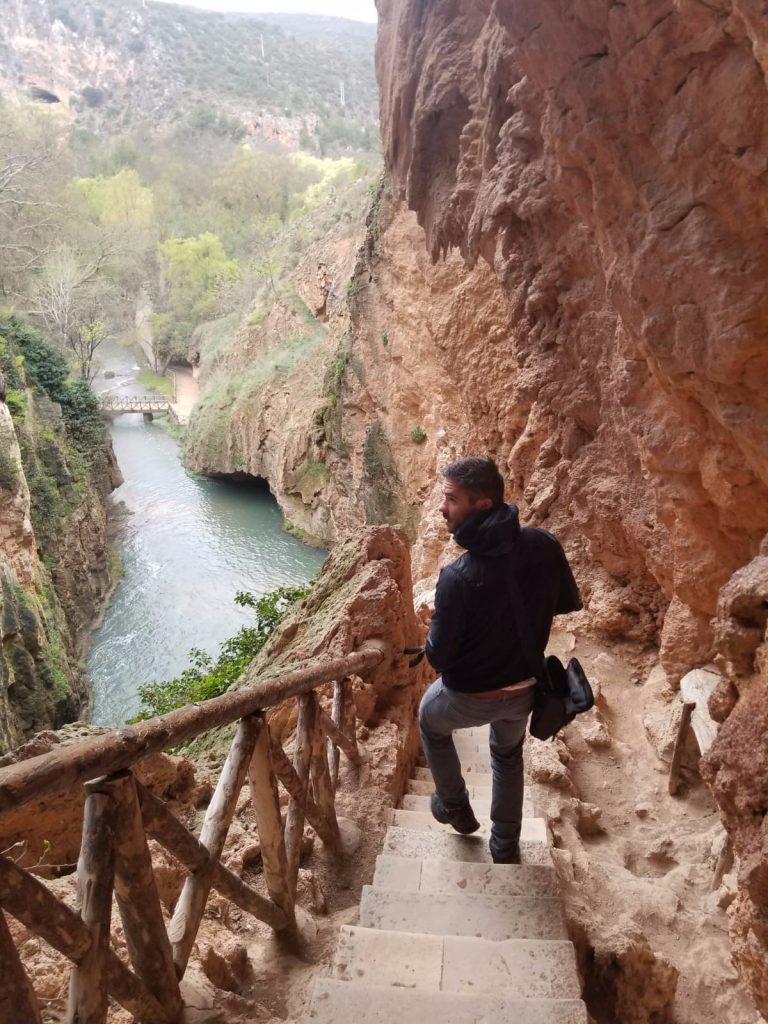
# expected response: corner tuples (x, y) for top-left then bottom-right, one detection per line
(131, 584), (311, 720)
(297, 459), (331, 485)
(0, 315), (109, 547)
(0, 316), (106, 463)
(137, 369), (174, 400)
(363, 420), (401, 523)
(0, 449), (19, 492)
(410, 425), (427, 445)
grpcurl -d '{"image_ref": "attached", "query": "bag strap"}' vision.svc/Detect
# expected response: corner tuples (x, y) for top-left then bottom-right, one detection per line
(503, 560), (550, 689)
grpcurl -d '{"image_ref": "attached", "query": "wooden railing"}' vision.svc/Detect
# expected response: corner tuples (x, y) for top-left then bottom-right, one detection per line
(99, 396), (172, 414)
(0, 643), (385, 1024)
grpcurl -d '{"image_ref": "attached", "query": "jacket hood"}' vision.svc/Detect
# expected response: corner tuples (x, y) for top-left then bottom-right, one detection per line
(452, 502), (521, 556)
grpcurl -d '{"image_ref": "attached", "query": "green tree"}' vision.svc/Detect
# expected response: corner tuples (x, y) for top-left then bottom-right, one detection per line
(153, 232), (239, 364)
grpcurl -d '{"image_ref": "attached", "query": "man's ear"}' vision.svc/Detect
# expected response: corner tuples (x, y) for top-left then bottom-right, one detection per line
(476, 497), (493, 511)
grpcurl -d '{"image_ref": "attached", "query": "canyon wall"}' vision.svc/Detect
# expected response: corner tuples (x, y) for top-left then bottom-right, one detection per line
(0, 346), (120, 752)
(376, 0), (768, 673)
(373, 0), (768, 1013)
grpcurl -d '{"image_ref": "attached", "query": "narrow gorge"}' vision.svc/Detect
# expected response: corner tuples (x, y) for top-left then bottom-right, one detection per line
(182, 1), (768, 1017)
(1, 1), (768, 1021)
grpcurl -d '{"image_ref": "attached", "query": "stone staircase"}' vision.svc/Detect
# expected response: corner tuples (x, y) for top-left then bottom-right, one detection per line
(304, 726), (588, 1023)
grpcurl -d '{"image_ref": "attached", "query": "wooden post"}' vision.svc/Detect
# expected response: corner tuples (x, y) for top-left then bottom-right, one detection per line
(248, 715), (294, 928)
(318, 705), (362, 768)
(0, 908), (42, 1024)
(284, 692), (315, 898)
(310, 708), (342, 854)
(329, 679), (344, 784)
(97, 772), (182, 1022)
(135, 782), (287, 930)
(169, 716), (258, 976)
(269, 734), (340, 849)
(66, 790), (116, 1024)
(669, 701), (695, 796)
(0, 855), (170, 1023)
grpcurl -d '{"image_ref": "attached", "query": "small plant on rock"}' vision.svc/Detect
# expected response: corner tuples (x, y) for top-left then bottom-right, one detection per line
(410, 425), (427, 445)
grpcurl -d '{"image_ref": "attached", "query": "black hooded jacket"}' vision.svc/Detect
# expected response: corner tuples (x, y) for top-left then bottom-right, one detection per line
(425, 503), (582, 693)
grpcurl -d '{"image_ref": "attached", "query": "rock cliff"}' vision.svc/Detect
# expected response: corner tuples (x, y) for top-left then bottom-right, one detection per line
(0, 323), (121, 752)
(375, 0), (768, 673)
(372, 0), (768, 1013)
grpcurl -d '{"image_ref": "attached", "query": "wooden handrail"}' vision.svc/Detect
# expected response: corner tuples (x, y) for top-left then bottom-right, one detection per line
(0, 645), (385, 815)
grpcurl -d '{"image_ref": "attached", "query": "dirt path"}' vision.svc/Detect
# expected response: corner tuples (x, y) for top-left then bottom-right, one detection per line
(170, 366), (199, 424)
(542, 626), (760, 1024)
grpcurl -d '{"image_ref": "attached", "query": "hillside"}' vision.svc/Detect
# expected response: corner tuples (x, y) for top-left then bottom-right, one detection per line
(0, 0), (378, 149)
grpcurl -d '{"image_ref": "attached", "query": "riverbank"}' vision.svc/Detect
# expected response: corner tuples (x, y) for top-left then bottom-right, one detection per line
(87, 341), (327, 725)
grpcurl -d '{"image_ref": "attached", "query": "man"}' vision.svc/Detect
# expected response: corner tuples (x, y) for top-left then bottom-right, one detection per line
(419, 457), (582, 864)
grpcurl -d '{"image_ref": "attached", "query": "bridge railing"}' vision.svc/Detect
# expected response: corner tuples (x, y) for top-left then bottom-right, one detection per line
(0, 642), (385, 1024)
(99, 395), (172, 412)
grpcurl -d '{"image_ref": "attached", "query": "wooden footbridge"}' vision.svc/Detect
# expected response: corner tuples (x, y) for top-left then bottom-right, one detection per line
(0, 643), (385, 1024)
(99, 395), (173, 418)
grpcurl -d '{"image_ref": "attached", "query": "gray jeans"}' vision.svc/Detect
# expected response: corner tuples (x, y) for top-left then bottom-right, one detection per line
(418, 678), (534, 860)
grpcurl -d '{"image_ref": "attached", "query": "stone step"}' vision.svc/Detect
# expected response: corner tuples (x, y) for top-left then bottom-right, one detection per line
(413, 765), (493, 783)
(406, 778), (494, 799)
(332, 926), (581, 999)
(399, 792), (535, 818)
(383, 826), (552, 866)
(456, 726), (490, 738)
(359, 886), (567, 941)
(418, 755), (492, 773)
(372, 854), (559, 898)
(306, 979), (588, 1024)
(387, 809), (548, 845)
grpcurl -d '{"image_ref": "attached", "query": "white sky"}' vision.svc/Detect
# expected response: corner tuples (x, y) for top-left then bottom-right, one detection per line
(155, 0), (378, 23)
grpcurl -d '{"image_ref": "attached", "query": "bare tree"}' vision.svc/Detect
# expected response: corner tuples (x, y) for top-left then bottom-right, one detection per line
(0, 105), (63, 295)
(30, 241), (115, 350)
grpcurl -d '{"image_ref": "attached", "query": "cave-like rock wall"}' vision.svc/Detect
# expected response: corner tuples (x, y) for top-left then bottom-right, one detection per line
(375, 0), (768, 682)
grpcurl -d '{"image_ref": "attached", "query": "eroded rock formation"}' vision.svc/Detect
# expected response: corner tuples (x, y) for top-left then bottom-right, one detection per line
(375, 0), (768, 671)
(702, 537), (768, 1017)
(0, 385), (120, 752)
(372, 0), (768, 1013)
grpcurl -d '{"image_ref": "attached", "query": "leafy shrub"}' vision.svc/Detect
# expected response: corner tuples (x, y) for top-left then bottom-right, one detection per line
(410, 425), (427, 445)
(0, 450), (19, 491)
(131, 583), (311, 720)
(4, 389), (26, 418)
(59, 379), (106, 460)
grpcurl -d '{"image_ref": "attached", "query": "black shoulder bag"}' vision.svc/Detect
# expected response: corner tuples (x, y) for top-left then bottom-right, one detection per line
(505, 572), (594, 741)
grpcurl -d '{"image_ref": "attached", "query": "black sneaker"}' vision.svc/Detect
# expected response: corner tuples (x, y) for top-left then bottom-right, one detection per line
(430, 792), (480, 835)
(491, 843), (521, 865)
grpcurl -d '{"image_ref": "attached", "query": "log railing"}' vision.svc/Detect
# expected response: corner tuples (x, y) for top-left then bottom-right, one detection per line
(0, 643), (384, 1024)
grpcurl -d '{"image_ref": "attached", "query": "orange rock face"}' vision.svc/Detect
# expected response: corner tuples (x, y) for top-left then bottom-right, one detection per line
(702, 542), (768, 1017)
(375, 0), (768, 671)
(375, 0), (768, 1010)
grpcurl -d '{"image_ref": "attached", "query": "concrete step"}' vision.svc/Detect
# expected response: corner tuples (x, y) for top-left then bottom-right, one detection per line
(413, 765), (493, 783)
(359, 886), (567, 941)
(306, 979), (588, 1024)
(332, 926), (581, 999)
(416, 752), (492, 773)
(399, 792), (535, 818)
(406, 778), (494, 799)
(383, 825), (552, 866)
(372, 854), (559, 898)
(387, 809), (548, 845)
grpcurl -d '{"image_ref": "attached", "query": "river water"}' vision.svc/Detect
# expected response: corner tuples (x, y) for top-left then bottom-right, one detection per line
(87, 342), (327, 725)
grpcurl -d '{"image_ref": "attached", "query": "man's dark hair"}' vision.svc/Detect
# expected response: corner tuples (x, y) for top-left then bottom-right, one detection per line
(442, 457), (505, 506)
